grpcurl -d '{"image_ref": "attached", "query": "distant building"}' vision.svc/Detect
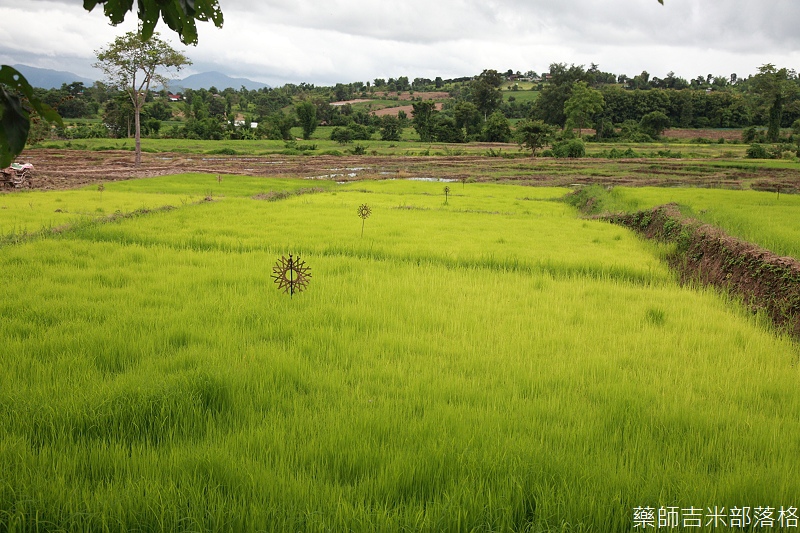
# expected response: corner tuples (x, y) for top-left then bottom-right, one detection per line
(168, 94), (182, 101)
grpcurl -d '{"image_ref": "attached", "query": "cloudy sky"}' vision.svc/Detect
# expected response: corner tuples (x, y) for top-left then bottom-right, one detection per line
(1, 0), (798, 87)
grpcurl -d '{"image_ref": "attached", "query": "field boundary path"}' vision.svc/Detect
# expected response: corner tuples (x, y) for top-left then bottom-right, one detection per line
(603, 204), (800, 338)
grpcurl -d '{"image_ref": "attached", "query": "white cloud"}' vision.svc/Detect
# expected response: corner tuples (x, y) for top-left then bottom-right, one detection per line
(1, 0), (799, 86)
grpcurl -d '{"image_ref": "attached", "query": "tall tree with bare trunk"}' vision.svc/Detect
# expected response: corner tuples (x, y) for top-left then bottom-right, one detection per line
(1, 0), (221, 166)
(95, 32), (190, 166)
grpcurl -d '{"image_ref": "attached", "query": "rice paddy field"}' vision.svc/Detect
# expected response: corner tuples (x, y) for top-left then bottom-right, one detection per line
(605, 187), (800, 260)
(36, 136), (754, 159)
(1, 174), (799, 532)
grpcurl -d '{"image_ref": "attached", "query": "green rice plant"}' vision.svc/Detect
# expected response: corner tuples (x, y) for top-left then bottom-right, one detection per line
(613, 187), (800, 259)
(0, 176), (797, 532)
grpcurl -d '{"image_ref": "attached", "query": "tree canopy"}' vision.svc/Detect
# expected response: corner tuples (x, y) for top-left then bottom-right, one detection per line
(84, 0), (223, 46)
(411, 101), (437, 143)
(295, 101), (318, 140)
(470, 69), (504, 120)
(515, 120), (553, 157)
(564, 81), (604, 136)
(751, 64), (797, 142)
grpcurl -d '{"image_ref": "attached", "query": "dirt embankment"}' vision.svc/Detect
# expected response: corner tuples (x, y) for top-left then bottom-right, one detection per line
(602, 204), (800, 338)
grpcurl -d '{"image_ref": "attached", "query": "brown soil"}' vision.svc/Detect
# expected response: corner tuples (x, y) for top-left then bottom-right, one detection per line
(372, 103), (443, 117)
(6, 149), (800, 193)
(662, 129), (743, 141)
(602, 204), (800, 338)
(379, 91), (450, 101)
(330, 99), (372, 106)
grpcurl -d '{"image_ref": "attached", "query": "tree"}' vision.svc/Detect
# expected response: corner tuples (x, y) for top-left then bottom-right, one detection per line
(103, 95), (135, 138)
(639, 111), (670, 138)
(431, 115), (464, 143)
(254, 90), (292, 119)
(532, 63), (588, 126)
(379, 115), (402, 141)
(95, 32), (190, 166)
(256, 113), (294, 140)
(295, 101), (317, 140)
(471, 69), (504, 120)
(1, 0), (222, 167)
(453, 101), (482, 139)
(411, 101), (437, 142)
(751, 64), (796, 142)
(481, 111), (512, 143)
(330, 126), (353, 144)
(564, 81), (604, 137)
(630, 71), (652, 90)
(515, 120), (553, 157)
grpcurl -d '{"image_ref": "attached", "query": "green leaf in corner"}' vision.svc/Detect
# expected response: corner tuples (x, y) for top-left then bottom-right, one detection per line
(0, 65), (63, 166)
(0, 87), (30, 167)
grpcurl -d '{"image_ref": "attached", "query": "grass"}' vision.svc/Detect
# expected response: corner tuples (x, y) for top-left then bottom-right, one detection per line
(0, 173), (342, 246)
(33, 134), (768, 159)
(503, 89), (540, 103)
(0, 189), (184, 243)
(1, 176), (798, 532)
(611, 187), (800, 259)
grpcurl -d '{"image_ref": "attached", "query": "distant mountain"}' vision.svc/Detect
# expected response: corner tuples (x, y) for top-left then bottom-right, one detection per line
(11, 64), (269, 92)
(13, 64), (94, 89)
(170, 71), (270, 92)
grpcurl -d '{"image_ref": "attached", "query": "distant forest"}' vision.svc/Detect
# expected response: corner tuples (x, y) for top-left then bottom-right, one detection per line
(31, 62), (800, 147)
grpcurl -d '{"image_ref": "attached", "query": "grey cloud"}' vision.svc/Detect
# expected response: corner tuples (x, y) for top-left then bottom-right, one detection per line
(3, 0), (800, 86)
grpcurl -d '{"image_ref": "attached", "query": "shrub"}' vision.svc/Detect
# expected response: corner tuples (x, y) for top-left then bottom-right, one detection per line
(330, 127), (353, 144)
(770, 144), (795, 159)
(742, 126), (758, 143)
(552, 139), (585, 158)
(594, 119), (617, 141)
(592, 148), (641, 159)
(206, 148), (238, 155)
(745, 144), (770, 159)
(618, 120), (653, 143)
(609, 148), (640, 158)
(349, 144), (367, 155)
(639, 111), (670, 138)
